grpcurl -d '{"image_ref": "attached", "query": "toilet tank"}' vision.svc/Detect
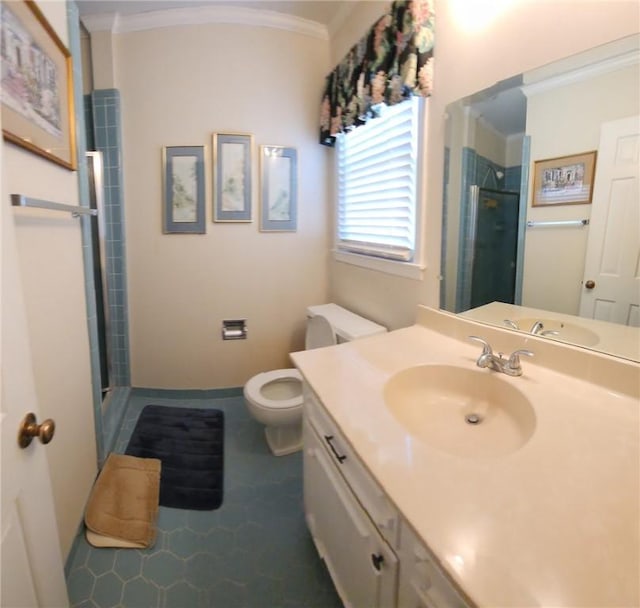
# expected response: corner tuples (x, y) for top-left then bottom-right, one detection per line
(306, 304), (387, 345)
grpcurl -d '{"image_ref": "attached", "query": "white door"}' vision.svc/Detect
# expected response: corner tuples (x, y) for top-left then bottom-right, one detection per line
(1, 175), (68, 605)
(579, 115), (640, 325)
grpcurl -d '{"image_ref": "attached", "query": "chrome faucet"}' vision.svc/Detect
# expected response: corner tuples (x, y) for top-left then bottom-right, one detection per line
(504, 319), (560, 337)
(529, 321), (544, 334)
(529, 321), (560, 337)
(469, 336), (534, 376)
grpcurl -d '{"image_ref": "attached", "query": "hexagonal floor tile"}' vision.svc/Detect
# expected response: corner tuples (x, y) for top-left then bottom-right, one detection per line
(166, 528), (201, 558)
(86, 548), (116, 577)
(121, 576), (160, 607)
(142, 551), (185, 587)
(92, 572), (123, 608)
(113, 549), (143, 582)
(66, 567), (96, 605)
(164, 581), (200, 608)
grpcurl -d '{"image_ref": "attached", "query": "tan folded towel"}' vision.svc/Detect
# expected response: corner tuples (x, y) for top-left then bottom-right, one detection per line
(84, 453), (161, 549)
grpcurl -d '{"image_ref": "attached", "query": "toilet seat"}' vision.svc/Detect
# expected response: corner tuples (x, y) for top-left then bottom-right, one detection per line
(244, 369), (303, 410)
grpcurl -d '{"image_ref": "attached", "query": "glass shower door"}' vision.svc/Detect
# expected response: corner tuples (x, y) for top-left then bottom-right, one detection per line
(470, 187), (520, 309)
(87, 151), (111, 397)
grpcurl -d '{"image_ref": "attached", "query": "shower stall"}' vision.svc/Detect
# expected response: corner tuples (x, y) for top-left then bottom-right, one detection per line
(459, 185), (521, 311)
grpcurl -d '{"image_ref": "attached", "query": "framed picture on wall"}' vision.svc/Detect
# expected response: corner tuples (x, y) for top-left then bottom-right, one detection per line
(213, 132), (253, 222)
(532, 151), (597, 206)
(259, 145), (297, 232)
(1, 0), (77, 170)
(162, 146), (206, 234)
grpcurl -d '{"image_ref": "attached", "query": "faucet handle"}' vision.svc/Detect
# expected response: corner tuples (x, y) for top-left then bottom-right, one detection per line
(529, 321), (544, 334)
(503, 319), (519, 330)
(507, 349), (534, 370)
(468, 335), (493, 355)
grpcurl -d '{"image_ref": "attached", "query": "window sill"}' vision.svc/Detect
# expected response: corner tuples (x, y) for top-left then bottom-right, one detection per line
(332, 250), (425, 280)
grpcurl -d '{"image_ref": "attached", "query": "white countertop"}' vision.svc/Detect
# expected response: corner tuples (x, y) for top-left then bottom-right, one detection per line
(291, 307), (640, 607)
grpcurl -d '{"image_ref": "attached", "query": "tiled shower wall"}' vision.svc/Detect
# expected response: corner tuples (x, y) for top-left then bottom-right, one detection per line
(89, 89), (131, 389)
(85, 90), (132, 461)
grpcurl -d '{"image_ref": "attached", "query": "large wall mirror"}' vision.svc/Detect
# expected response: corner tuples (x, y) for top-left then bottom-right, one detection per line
(441, 33), (639, 362)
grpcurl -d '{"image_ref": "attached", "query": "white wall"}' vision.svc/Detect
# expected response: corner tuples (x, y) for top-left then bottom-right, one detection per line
(111, 22), (331, 388)
(329, 0), (640, 330)
(474, 119), (508, 168)
(1, 1), (97, 560)
(522, 63), (639, 315)
(506, 133), (525, 168)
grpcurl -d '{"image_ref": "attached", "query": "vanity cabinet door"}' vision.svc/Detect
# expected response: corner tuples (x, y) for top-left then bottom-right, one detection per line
(303, 385), (399, 546)
(304, 421), (398, 608)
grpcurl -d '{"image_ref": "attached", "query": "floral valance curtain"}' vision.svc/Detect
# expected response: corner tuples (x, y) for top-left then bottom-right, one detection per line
(319, 0), (435, 147)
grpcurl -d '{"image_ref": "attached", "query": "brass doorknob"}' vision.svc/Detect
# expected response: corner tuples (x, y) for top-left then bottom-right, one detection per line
(585, 280), (596, 289)
(18, 412), (55, 448)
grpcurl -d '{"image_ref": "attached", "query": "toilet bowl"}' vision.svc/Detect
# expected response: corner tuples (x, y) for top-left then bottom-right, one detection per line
(243, 369), (304, 456)
(243, 304), (386, 456)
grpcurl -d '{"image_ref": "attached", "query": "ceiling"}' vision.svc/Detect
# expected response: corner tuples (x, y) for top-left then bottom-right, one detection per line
(75, 0), (351, 27)
(471, 87), (527, 137)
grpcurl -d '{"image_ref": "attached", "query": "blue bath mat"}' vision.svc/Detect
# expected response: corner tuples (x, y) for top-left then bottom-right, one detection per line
(125, 405), (224, 510)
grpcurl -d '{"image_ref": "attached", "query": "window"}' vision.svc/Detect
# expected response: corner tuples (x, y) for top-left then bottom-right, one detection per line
(336, 97), (422, 266)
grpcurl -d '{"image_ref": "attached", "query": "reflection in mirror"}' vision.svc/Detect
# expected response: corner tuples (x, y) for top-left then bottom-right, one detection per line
(441, 34), (640, 361)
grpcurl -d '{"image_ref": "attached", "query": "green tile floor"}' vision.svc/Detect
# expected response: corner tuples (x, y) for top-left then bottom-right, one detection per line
(66, 390), (343, 608)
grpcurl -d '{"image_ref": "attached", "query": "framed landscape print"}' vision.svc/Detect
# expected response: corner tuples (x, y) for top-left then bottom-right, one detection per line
(213, 132), (253, 222)
(162, 146), (206, 234)
(259, 145), (297, 232)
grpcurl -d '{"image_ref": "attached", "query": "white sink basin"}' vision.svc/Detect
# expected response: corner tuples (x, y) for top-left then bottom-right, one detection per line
(514, 317), (600, 346)
(383, 365), (536, 458)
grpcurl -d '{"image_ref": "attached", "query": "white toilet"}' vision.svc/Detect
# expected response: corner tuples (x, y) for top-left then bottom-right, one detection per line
(244, 304), (386, 456)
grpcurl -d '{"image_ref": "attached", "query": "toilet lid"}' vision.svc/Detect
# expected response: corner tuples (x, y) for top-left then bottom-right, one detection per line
(305, 315), (336, 349)
(244, 369), (303, 410)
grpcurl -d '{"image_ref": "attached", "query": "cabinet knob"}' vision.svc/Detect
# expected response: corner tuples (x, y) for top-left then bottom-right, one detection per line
(371, 553), (384, 571)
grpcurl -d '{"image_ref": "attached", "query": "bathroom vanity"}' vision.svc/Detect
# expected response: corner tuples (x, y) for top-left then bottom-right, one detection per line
(303, 383), (468, 607)
(291, 306), (639, 607)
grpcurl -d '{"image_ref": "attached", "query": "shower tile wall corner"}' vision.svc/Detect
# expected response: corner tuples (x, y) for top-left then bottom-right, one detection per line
(505, 165), (522, 192)
(91, 89), (131, 388)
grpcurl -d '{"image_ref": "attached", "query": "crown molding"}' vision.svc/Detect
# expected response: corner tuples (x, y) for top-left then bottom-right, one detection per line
(521, 49), (639, 97)
(81, 12), (120, 33)
(81, 5), (329, 39)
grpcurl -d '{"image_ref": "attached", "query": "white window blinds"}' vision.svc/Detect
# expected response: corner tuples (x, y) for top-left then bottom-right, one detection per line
(336, 97), (420, 262)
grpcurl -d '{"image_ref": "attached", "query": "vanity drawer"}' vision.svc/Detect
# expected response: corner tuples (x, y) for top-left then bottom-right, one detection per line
(303, 384), (399, 546)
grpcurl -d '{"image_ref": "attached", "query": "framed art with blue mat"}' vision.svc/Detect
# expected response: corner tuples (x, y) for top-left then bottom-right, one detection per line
(125, 405), (224, 510)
